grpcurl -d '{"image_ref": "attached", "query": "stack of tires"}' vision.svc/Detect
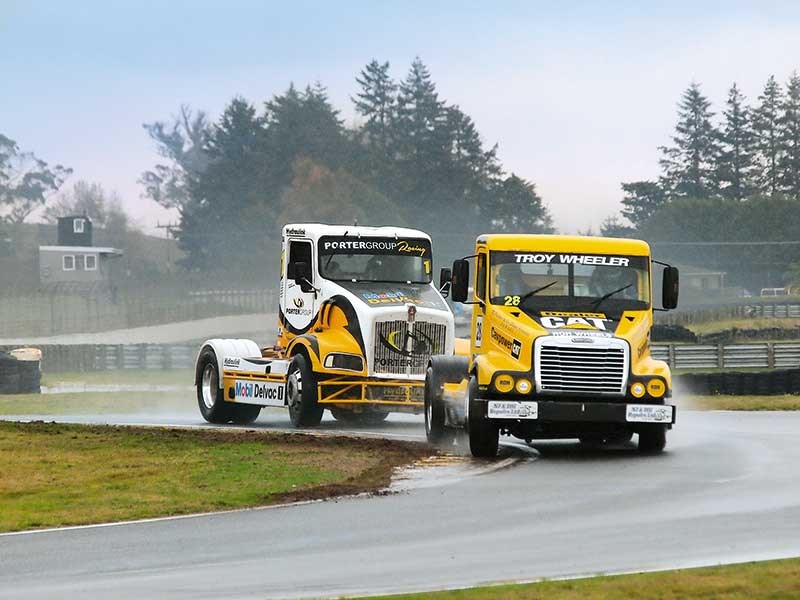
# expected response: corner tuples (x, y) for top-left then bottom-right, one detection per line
(0, 349), (42, 394)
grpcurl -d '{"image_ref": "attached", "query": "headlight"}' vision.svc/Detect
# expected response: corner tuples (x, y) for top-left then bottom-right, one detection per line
(630, 382), (646, 398)
(647, 379), (666, 398)
(323, 353), (363, 371)
(494, 374), (515, 393)
(515, 379), (532, 394)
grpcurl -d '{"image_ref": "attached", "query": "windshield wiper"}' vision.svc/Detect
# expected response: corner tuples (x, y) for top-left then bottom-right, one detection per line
(323, 230), (347, 272)
(590, 284), (633, 310)
(518, 280), (558, 304)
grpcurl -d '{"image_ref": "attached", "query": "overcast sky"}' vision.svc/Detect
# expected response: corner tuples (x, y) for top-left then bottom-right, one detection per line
(4, 1), (800, 234)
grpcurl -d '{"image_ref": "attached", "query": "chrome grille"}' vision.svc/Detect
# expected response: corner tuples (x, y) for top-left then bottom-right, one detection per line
(373, 320), (447, 376)
(537, 343), (627, 395)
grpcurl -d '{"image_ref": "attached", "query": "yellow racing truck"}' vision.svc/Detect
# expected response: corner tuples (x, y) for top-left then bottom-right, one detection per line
(195, 223), (455, 426)
(426, 234), (679, 456)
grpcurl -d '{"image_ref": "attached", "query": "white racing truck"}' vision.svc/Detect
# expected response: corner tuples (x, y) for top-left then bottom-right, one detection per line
(195, 223), (455, 426)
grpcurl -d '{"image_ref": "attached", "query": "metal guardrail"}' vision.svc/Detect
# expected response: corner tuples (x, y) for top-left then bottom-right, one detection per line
(2, 340), (800, 374)
(652, 342), (800, 370)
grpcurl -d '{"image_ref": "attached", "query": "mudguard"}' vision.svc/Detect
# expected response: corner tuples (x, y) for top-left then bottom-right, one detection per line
(197, 338), (261, 388)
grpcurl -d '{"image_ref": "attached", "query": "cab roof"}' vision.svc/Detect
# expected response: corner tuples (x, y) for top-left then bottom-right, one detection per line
(475, 234), (651, 256)
(283, 223), (431, 242)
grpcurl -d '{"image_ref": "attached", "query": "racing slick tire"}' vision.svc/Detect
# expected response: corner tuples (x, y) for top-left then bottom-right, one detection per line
(197, 348), (232, 424)
(638, 425), (667, 454)
(287, 354), (324, 427)
(467, 375), (499, 458)
(424, 366), (453, 445)
(230, 403), (261, 424)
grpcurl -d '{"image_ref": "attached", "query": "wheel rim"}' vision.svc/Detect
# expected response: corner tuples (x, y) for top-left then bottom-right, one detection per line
(288, 369), (303, 412)
(425, 395), (433, 435)
(201, 364), (217, 409)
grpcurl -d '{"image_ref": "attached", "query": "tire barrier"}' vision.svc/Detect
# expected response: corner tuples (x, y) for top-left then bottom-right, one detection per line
(0, 352), (42, 394)
(676, 368), (800, 396)
(699, 327), (800, 344)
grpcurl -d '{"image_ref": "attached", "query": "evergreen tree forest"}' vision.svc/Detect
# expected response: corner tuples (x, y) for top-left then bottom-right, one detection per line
(612, 75), (800, 292)
(141, 58), (552, 275)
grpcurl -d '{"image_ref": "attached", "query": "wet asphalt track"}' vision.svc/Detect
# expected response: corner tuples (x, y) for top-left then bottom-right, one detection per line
(2, 409), (800, 599)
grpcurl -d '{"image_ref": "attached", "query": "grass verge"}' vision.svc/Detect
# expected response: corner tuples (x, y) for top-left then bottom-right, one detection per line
(41, 369), (193, 387)
(687, 317), (800, 336)
(0, 390), (192, 415)
(357, 557), (800, 599)
(683, 394), (800, 411)
(0, 421), (430, 532)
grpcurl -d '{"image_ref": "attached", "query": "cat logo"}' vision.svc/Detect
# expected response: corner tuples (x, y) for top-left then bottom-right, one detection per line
(293, 297), (304, 308)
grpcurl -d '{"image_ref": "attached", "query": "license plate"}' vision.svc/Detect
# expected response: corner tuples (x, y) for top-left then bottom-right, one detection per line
(487, 401), (538, 420)
(625, 404), (674, 423)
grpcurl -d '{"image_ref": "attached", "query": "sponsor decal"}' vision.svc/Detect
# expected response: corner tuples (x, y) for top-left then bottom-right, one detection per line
(285, 306), (313, 316)
(539, 315), (612, 330)
(285, 228), (305, 237)
(515, 253), (630, 267)
(223, 357), (241, 369)
(377, 327), (437, 370)
(511, 339), (522, 360)
(490, 327), (523, 359)
(488, 400), (538, 420)
(549, 329), (613, 338)
(475, 316), (483, 348)
(396, 240), (427, 256)
(362, 290), (436, 307)
(637, 337), (650, 359)
(625, 404), (673, 423)
(320, 236), (431, 257)
(234, 380), (285, 403)
(293, 297), (304, 308)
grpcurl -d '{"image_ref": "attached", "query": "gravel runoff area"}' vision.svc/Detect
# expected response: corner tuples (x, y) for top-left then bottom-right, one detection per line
(0, 314), (277, 346)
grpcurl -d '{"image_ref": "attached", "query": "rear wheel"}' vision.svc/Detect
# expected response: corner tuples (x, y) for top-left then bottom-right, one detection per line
(638, 426), (667, 454)
(467, 375), (498, 458)
(197, 349), (232, 424)
(287, 354), (324, 427)
(230, 403), (261, 424)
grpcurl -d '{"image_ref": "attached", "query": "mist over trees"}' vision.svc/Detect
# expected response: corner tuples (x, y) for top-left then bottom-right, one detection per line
(612, 75), (800, 292)
(0, 134), (71, 224)
(141, 58), (553, 273)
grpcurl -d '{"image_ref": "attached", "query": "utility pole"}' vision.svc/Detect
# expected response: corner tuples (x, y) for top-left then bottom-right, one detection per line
(156, 221), (179, 269)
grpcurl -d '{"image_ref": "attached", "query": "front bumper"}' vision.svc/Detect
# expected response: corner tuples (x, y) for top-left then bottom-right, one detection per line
(481, 399), (676, 425)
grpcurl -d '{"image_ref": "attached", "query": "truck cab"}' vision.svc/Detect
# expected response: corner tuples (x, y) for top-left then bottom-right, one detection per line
(195, 223), (455, 427)
(426, 234), (679, 456)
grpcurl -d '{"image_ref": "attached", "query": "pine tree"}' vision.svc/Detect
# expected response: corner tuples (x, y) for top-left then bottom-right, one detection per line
(490, 174), (553, 234)
(715, 83), (756, 200)
(180, 97), (266, 270)
(619, 180), (667, 228)
(353, 60), (397, 155)
(780, 72), (800, 199)
(395, 58), (447, 173)
(752, 75), (784, 196)
(658, 83), (719, 199)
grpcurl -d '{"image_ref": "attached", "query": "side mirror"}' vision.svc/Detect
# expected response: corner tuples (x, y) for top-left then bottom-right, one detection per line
(662, 266), (679, 310)
(451, 259), (470, 303)
(293, 261), (314, 293)
(439, 267), (452, 298)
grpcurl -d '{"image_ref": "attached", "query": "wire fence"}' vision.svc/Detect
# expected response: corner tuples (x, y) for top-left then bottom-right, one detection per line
(0, 287), (278, 337)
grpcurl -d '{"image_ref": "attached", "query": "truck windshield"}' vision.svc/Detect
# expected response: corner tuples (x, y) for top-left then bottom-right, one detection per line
(318, 236), (433, 284)
(489, 251), (650, 313)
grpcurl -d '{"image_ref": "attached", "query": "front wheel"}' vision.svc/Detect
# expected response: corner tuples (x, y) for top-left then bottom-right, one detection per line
(197, 349), (232, 424)
(425, 366), (453, 445)
(638, 426), (667, 454)
(467, 375), (498, 458)
(287, 354), (324, 427)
